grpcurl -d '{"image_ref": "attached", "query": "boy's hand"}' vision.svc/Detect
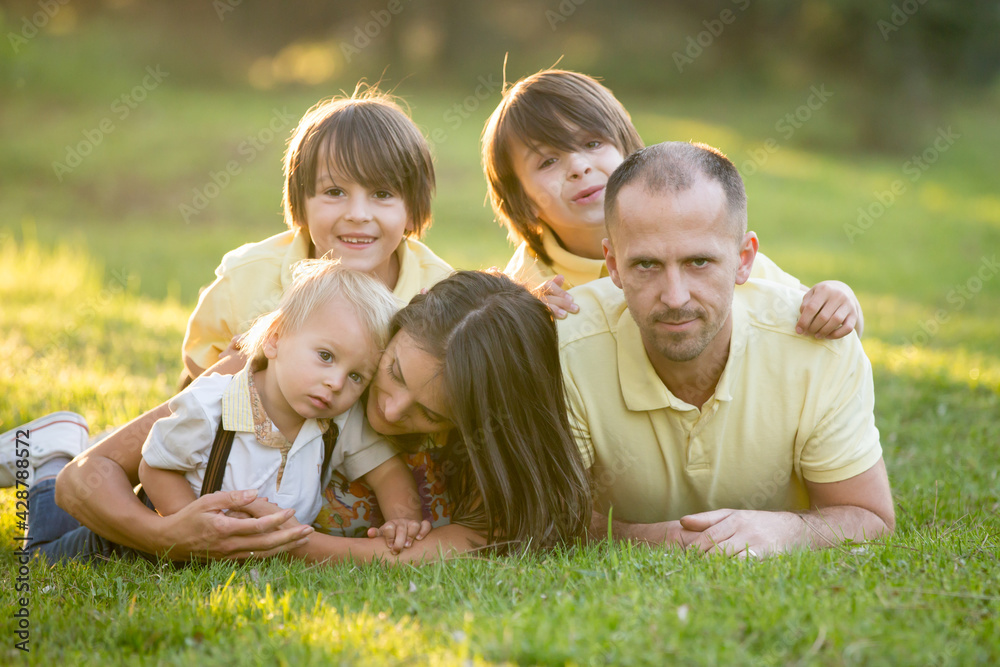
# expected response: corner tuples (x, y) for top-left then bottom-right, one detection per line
(797, 280), (864, 340)
(367, 518), (432, 554)
(536, 275), (579, 319)
(219, 336), (249, 366)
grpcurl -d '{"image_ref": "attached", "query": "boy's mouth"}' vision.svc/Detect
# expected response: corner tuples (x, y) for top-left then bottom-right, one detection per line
(572, 185), (604, 204)
(338, 235), (376, 246)
(309, 394), (332, 410)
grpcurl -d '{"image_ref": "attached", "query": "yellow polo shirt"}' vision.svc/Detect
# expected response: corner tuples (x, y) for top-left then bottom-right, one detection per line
(558, 277), (882, 524)
(504, 226), (801, 291)
(183, 229), (453, 370)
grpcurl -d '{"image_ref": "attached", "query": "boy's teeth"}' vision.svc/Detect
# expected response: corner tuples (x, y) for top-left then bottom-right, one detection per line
(340, 236), (374, 244)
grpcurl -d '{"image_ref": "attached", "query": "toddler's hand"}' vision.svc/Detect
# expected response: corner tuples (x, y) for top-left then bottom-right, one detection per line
(536, 275), (579, 319)
(367, 518), (432, 554)
(797, 280), (864, 340)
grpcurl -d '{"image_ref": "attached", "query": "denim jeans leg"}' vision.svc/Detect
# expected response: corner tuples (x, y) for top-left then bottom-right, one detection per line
(25, 478), (147, 563)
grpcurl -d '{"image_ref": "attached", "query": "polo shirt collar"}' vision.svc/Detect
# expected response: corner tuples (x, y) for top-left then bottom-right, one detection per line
(541, 227), (608, 289)
(221, 362), (328, 444)
(280, 228), (312, 292)
(393, 238), (417, 300)
(221, 364), (256, 432)
(616, 300), (748, 412)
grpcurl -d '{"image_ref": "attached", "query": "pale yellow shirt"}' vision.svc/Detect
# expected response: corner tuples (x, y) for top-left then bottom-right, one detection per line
(504, 226), (801, 291)
(141, 365), (398, 525)
(183, 230), (453, 369)
(558, 277), (882, 524)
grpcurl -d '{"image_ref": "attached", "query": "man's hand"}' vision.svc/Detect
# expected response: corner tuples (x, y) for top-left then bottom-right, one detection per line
(160, 489), (313, 561)
(797, 280), (864, 339)
(678, 460), (894, 558)
(367, 518), (433, 554)
(535, 275), (579, 319)
(678, 508), (805, 558)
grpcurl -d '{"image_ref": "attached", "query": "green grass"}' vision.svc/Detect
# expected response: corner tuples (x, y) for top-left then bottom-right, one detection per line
(2, 17), (1000, 666)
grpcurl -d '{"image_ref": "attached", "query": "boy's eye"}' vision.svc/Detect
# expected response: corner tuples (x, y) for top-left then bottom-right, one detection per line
(348, 372), (364, 384)
(373, 190), (394, 199)
(318, 350), (333, 362)
(324, 187), (345, 197)
(539, 157), (557, 169)
(584, 140), (601, 149)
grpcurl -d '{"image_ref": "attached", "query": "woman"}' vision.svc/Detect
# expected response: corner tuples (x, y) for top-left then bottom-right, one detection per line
(35, 271), (592, 563)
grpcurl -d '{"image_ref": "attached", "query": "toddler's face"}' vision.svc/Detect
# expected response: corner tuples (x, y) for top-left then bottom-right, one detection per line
(509, 134), (624, 246)
(304, 165), (410, 289)
(264, 292), (380, 423)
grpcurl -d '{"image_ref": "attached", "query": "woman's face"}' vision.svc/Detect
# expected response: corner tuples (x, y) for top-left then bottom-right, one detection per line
(366, 331), (453, 436)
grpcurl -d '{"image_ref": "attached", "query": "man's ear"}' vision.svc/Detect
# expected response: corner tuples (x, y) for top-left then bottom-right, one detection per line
(736, 232), (758, 285)
(603, 237), (623, 288)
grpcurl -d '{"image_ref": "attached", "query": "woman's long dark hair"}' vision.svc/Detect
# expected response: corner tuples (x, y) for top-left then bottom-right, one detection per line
(392, 270), (591, 550)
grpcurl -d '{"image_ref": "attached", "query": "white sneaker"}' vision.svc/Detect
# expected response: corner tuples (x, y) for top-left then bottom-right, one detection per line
(0, 411), (89, 487)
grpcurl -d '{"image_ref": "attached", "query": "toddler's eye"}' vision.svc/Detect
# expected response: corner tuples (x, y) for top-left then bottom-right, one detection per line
(318, 350), (333, 362)
(349, 372), (364, 384)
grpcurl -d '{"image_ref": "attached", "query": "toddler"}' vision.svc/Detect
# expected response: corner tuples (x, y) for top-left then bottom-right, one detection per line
(141, 260), (430, 554)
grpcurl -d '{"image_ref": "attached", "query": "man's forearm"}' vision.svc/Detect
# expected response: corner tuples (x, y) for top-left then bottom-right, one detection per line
(796, 505), (893, 550)
(55, 403), (171, 553)
(588, 510), (685, 546)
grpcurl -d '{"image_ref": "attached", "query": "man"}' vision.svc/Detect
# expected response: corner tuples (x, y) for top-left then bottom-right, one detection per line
(559, 141), (893, 557)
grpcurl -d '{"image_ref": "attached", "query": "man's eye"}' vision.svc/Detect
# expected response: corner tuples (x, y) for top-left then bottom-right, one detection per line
(691, 259), (709, 268)
(318, 350), (333, 362)
(638, 260), (656, 270)
(348, 372), (364, 384)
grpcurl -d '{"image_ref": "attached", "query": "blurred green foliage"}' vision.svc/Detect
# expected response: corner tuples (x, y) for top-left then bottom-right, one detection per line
(2, 0), (998, 151)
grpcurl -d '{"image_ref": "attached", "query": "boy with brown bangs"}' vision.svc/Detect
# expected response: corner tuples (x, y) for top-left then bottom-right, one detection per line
(182, 86), (453, 381)
(483, 69), (864, 339)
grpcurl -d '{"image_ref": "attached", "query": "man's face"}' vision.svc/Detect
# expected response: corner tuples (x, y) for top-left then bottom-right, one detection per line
(604, 178), (755, 366)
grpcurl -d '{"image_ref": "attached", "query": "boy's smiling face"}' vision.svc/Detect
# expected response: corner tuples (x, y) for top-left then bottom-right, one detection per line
(304, 167), (410, 290)
(509, 135), (624, 258)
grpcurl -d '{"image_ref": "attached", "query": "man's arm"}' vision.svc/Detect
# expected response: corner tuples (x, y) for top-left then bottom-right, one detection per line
(678, 458), (894, 557)
(587, 510), (692, 546)
(55, 365), (308, 560)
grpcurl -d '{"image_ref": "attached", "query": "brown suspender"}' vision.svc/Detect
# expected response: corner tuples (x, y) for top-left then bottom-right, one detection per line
(198, 421), (339, 497)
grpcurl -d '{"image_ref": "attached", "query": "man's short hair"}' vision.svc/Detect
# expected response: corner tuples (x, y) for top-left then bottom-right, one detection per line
(604, 141), (747, 243)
